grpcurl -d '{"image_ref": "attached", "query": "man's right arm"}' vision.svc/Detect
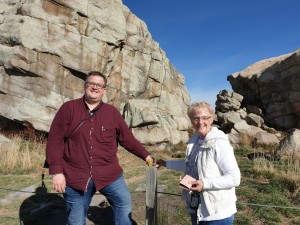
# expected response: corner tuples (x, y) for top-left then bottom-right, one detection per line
(46, 104), (69, 175)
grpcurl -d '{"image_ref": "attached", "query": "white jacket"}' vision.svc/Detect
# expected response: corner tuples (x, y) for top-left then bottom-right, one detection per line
(186, 127), (241, 221)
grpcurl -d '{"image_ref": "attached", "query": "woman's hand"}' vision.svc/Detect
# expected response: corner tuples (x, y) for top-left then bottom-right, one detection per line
(190, 180), (204, 192)
(155, 159), (166, 168)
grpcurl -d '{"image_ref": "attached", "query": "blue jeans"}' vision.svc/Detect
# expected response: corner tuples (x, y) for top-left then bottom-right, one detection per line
(191, 214), (234, 225)
(64, 175), (132, 225)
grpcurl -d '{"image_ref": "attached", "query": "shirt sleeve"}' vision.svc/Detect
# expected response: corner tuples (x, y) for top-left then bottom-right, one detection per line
(166, 160), (186, 171)
(46, 103), (70, 175)
(115, 109), (150, 160)
(202, 139), (241, 190)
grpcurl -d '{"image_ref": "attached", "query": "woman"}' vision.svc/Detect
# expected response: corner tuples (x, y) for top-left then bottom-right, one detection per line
(157, 101), (240, 225)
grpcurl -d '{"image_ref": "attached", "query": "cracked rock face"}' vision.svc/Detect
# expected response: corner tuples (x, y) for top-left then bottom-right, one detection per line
(0, 0), (190, 146)
(227, 49), (300, 130)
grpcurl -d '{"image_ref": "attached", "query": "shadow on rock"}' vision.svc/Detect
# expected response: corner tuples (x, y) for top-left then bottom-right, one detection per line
(19, 186), (67, 225)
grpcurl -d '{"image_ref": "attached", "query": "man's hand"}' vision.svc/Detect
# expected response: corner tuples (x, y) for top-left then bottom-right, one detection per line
(52, 173), (66, 193)
(145, 155), (155, 166)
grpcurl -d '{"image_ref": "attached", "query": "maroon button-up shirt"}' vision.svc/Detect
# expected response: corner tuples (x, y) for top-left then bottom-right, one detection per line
(46, 97), (150, 191)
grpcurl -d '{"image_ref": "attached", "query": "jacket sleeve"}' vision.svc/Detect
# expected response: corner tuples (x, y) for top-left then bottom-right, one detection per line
(166, 160), (186, 171)
(202, 139), (241, 190)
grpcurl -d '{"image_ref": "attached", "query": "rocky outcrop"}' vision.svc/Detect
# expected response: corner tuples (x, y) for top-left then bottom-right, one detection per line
(215, 89), (300, 159)
(215, 89), (280, 146)
(123, 99), (189, 145)
(0, 0), (190, 145)
(227, 49), (300, 130)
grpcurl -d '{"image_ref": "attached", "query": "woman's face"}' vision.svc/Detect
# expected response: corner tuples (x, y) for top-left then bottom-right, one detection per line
(190, 107), (213, 139)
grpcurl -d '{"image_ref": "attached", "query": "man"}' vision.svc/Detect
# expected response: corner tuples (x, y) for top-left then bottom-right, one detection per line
(46, 71), (153, 225)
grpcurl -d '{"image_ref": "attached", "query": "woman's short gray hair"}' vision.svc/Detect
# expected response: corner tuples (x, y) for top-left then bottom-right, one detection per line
(187, 101), (214, 119)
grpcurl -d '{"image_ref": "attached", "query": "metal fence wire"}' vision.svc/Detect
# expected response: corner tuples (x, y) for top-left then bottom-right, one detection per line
(131, 191), (190, 225)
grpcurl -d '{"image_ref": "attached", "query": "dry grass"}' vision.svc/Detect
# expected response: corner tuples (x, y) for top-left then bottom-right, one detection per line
(0, 135), (46, 174)
(252, 150), (300, 195)
(278, 152), (300, 190)
(239, 133), (255, 147)
(0, 143), (18, 170)
(239, 132), (300, 191)
(253, 158), (275, 174)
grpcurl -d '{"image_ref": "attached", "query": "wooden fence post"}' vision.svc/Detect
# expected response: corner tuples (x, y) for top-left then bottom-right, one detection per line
(146, 166), (157, 225)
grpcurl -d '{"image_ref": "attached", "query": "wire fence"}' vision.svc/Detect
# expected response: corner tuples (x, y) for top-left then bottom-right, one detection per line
(0, 165), (300, 225)
(0, 185), (300, 225)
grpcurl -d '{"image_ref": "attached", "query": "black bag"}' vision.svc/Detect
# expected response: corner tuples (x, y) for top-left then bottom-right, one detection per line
(190, 192), (200, 209)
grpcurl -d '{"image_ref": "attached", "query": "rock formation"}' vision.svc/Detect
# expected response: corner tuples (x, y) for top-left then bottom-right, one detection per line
(278, 128), (300, 156)
(0, 0), (190, 146)
(1, 0), (299, 149)
(215, 89), (281, 146)
(227, 49), (300, 130)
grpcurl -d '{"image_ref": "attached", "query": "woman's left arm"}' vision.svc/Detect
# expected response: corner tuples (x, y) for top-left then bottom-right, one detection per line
(202, 139), (241, 190)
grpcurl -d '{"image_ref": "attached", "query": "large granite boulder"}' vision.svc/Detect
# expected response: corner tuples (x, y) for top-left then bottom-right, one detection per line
(227, 49), (300, 130)
(278, 128), (300, 156)
(0, 0), (190, 145)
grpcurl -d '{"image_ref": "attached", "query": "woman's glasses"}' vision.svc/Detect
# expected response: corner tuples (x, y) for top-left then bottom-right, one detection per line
(192, 116), (211, 123)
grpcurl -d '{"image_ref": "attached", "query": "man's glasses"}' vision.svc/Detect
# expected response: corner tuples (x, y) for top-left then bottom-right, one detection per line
(85, 81), (106, 89)
(192, 116), (211, 123)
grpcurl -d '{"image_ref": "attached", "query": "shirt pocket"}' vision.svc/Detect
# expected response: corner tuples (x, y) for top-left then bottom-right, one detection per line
(99, 127), (116, 143)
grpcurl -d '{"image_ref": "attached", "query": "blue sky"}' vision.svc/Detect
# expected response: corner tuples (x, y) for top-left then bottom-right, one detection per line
(122, 0), (300, 107)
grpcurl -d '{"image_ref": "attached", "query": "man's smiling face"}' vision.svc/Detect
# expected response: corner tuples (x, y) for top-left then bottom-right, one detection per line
(84, 75), (106, 104)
